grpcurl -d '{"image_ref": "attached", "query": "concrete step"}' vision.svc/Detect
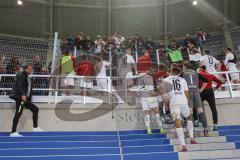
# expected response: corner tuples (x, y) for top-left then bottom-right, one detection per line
(163, 124), (175, 128)
(167, 131), (219, 139)
(171, 136), (227, 145)
(174, 142), (236, 152)
(164, 127), (213, 133)
(179, 149), (240, 160)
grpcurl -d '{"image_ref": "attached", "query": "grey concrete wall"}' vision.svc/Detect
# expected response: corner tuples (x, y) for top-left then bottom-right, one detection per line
(0, 98), (239, 132)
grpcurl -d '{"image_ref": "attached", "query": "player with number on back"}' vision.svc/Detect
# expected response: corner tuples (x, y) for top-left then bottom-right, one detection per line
(158, 64), (197, 152)
(180, 61), (209, 136)
(200, 50), (221, 75)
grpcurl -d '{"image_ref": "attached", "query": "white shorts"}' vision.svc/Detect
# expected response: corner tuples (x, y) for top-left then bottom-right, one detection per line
(157, 95), (162, 102)
(157, 94), (169, 103)
(230, 73), (240, 81)
(141, 97), (158, 111)
(61, 74), (75, 87)
(77, 78), (93, 89)
(170, 104), (190, 121)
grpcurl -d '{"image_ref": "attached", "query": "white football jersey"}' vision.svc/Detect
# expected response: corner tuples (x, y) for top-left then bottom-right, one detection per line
(162, 76), (189, 106)
(139, 74), (155, 97)
(200, 55), (219, 73)
(118, 54), (136, 78)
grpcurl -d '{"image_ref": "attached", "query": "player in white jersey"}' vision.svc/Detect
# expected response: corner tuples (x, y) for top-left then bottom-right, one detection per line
(224, 48), (240, 84)
(117, 48), (137, 88)
(95, 53), (111, 91)
(158, 66), (197, 152)
(200, 50), (220, 75)
(140, 73), (164, 134)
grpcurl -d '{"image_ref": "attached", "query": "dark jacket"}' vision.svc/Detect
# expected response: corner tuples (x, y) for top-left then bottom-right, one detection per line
(11, 71), (32, 101)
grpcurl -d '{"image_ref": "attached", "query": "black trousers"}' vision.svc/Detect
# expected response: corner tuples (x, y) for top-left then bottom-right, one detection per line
(200, 89), (218, 125)
(12, 99), (39, 133)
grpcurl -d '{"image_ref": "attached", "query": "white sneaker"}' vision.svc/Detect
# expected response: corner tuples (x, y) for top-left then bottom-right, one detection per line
(10, 132), (23, 137)
(33, 127), (44, 132)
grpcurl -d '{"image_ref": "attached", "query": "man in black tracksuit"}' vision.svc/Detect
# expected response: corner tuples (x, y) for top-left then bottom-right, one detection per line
(10, 64), (42, 137)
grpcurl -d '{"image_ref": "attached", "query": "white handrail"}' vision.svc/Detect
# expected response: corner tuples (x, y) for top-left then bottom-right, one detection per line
(0, 71), (239, 103)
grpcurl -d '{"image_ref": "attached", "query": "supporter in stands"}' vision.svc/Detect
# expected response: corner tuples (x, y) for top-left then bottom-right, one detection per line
(168, 39), (180, 51)
(0, 55), (5, 74)
(183, 34), (197, 48)
(158, 65), (197, 152)
(32, 55), (44, 95)
(95, 53), (111, 91)
(199, 65), (222, 131)
(117, 48), (137, 88)
(77, 55), (96, 96)
(113, 32), (125, 52)
(180, 61), (209, 137)
(224, 48), (240, 84)
(75, 32), (83, 47)
(65, 33), (75, 51)
(196, 28), (207, 52)
(4, 57), (20, 94)
(94, 35), (106, 54)
(0, 55), (5, 95)
(10, 64), (43, 137)
(187, 42), (202, 71)
(145, 36), (156, 57)
(137, 51), (153, 73)
(200, 50), (221, 75)
(156, 40), (169, 65)
(6, 57), (20, 74)
(60, 50), (76, 96)
(132, 34), (145, 55)
(75, 32), (84, 56)
(80, 35), (94, 55)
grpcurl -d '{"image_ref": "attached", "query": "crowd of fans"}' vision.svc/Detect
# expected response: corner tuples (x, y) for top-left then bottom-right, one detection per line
(0, 28), (240, 96)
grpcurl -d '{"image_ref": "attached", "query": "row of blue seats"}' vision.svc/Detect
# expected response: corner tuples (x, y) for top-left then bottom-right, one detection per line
(0, 138), (170, 148)
(0, 134), (167, 142)
(0, 152), (179, 160)
(0, 145), (175, 156)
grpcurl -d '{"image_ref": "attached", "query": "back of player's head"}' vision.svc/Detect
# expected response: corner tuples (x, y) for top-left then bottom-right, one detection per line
(171, 67), (181, 75)
(203, 50), (210, 55)
(225, 48), (232, 52)
(183, 61), (193, 70)
(125, 48), (132, 55)
(200, 65), (207, 71)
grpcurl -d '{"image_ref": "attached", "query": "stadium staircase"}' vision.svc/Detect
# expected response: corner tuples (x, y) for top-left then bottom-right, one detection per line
(0, 125), (240, 160)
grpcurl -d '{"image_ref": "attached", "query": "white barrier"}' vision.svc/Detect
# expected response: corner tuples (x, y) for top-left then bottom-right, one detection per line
(0, 71), (240, 104)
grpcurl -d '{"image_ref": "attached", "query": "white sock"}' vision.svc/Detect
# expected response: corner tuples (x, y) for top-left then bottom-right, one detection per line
(176, 128), (185, 145)
(145, 115), (151, 129)
(155, 113), (163, 128)
(187, 120), (194, 138)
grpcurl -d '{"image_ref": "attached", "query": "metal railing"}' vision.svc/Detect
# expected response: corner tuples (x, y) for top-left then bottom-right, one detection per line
(0, 71), (239, 104)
